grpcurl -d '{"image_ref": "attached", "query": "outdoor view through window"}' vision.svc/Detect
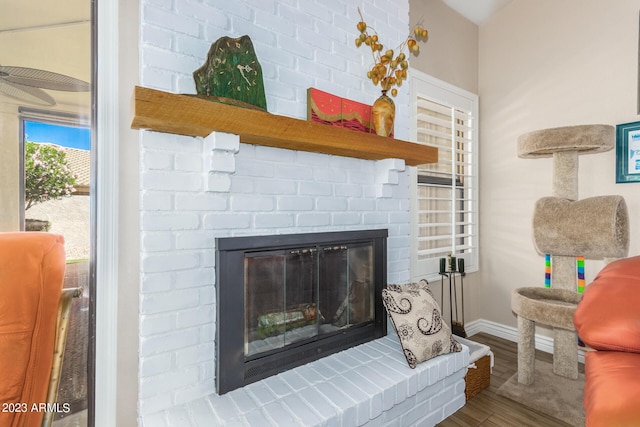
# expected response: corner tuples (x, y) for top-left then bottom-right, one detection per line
(23, 120), (91, 426)
(1, 0), (92, 426)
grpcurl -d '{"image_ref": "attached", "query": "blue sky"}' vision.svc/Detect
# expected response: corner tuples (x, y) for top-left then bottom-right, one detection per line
(24, 121), (91, 150)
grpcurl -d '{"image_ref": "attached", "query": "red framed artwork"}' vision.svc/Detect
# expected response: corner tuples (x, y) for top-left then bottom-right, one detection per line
(307, 88), (373, 134)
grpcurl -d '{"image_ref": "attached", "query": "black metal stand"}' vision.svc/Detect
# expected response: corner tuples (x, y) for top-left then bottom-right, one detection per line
(439, 257), (467, 338)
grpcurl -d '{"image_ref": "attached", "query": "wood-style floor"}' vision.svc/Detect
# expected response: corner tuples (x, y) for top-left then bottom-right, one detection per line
(438, 333), (584, 427)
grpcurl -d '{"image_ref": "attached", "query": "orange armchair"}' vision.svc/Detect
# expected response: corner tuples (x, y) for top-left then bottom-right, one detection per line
(0, 232), (66, 427)
(574, 255), (640, 427)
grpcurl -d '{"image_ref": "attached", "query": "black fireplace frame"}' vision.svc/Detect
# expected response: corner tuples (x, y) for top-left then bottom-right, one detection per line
(216, 229), (388, 394)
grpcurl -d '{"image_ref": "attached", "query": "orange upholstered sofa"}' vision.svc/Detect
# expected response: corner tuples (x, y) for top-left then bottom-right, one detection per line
(573, 255), (640, 427)
(0, 232), (66, 427)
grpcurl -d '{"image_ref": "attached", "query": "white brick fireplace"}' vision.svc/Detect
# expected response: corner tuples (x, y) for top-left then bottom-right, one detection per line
(137, 0), (468, 425)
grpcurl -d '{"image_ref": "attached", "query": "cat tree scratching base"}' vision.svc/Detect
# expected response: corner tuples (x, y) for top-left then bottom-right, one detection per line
(512, 286), (582, 384)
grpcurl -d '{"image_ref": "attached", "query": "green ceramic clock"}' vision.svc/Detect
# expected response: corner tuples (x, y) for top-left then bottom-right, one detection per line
(193, 35), (267, 111)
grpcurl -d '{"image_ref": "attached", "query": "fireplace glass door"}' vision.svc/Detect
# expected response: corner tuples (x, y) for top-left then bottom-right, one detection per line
(216, 229), (387, 394)
(244, 243), (374, 359)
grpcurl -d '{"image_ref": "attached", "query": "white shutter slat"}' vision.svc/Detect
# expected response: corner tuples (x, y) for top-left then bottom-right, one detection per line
(412, 77), (479, 277)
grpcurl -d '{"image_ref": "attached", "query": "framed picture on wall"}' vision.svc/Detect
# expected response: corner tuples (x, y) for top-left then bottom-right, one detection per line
(616, 121), (640, 183)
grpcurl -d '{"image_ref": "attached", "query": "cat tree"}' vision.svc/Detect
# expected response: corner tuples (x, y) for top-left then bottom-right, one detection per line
(511, 124), (629, 385)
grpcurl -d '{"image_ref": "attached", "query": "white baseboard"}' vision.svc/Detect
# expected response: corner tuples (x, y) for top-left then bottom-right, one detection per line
(464, 319), (586, 363)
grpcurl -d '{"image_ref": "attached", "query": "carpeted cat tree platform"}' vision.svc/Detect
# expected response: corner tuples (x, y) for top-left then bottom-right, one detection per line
(511, 124), (629, 385)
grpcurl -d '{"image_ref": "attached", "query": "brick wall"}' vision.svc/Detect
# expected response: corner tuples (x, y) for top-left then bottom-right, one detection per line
(139, 0), (412, 417)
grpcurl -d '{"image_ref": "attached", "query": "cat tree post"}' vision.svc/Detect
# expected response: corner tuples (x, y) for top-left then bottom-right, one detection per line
(553, 151), (579, 200)
(512, 124), (629, 385)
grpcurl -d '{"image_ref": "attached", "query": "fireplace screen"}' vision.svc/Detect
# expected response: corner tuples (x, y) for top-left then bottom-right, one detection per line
(216, 229), (387, 394)
(245, 244), (374, 358)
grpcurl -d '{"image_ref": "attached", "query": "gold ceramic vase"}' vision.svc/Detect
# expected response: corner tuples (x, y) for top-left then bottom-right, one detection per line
(372, 90), (395, 137)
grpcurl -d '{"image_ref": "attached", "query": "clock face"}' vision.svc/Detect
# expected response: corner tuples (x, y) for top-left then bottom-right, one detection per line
(234, 59), (258, 90)
(194, 35), (267, 110)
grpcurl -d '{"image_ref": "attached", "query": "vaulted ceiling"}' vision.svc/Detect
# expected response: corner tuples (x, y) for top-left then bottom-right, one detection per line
(442, 0), (514, 25)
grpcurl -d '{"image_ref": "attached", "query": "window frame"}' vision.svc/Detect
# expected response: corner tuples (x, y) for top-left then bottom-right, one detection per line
(94, 0), (120, 424)
(409, 70), (479, 282)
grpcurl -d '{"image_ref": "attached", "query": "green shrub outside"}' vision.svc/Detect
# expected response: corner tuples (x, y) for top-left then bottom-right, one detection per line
(24, 141), (77, 210)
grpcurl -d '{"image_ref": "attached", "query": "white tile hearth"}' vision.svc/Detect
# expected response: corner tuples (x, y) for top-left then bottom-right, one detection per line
(142, 335), (468, 426)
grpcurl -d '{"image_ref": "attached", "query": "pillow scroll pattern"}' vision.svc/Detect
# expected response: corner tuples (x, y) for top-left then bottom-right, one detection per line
(382, 280), (462, 368)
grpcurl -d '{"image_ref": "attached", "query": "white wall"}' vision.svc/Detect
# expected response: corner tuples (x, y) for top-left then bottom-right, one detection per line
(139, 0), (410, 135)
(478, 0), (640, 330)
(137, 0), (413, 418)
(117, 0), (141, 425)
(409, 0), (479, 94)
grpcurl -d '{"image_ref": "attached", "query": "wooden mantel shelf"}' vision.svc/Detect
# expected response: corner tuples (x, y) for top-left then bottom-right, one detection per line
(131, 86), (437, 166)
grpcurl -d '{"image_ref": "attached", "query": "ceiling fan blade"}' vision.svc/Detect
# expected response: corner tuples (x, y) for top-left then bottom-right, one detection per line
(0, 79), (55, 106)
(0, 66), (90, 92)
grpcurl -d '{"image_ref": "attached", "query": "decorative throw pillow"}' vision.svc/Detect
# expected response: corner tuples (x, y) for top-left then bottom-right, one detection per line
(382, 280), (462, 368)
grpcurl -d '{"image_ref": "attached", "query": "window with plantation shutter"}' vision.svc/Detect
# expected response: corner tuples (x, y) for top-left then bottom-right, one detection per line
(409, 71), (479, 279)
